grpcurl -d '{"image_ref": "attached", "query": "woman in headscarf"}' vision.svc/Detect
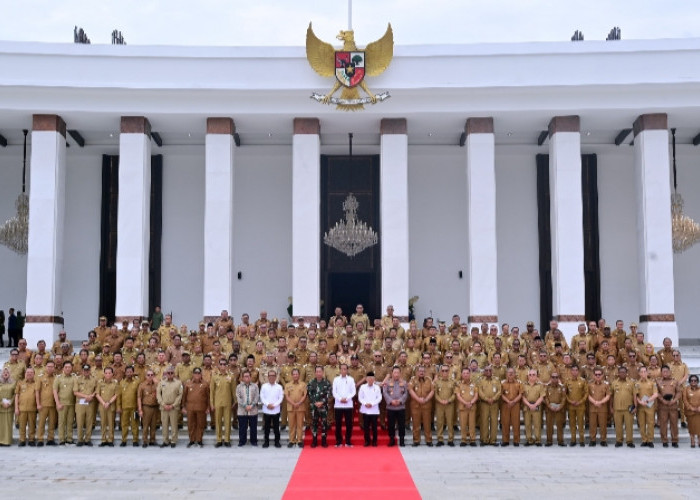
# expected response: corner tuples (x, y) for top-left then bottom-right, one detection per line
(683, 374), (700, 448)
(0, 367), (16, 445)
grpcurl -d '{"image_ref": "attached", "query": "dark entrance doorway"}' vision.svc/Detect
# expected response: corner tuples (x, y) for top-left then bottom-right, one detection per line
(321, 154), (381, 323)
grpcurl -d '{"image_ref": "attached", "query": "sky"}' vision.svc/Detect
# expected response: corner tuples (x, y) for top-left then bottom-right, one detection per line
(1, 0), (700, 47)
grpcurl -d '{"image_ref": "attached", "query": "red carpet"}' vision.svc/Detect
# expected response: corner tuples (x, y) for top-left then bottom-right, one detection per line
(283, 414), (421, 500)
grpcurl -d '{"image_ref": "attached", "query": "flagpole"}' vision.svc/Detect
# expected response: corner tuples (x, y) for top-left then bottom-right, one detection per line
(348, 0), (352, 30)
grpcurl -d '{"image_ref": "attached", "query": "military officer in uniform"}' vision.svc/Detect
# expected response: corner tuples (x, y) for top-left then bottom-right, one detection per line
(383, 366), (408, 447)
(307, 365), (331, 448)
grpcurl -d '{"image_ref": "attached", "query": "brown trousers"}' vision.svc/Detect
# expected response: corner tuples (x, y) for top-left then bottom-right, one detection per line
(545, 408), (565, 444)
(479, 402), (499, 444)
(18, 411), (37, 442)
(637, 406), (655, 443)
(120, 408), (139, 443)
(589, 410), (608, 441)
(142, 405), (158, 443)
(458, 406), (477, 443)
(187, 409), (206, 443)
(500, 402), (520, 444)
(658, 404), (679, 443)
(411, 402), (432, 444)
(37, 406), (57, 441)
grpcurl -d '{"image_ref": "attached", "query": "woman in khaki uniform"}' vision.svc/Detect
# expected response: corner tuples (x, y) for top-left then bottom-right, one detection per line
(0, 368), (16, 445)
(683, 374), (700, 448)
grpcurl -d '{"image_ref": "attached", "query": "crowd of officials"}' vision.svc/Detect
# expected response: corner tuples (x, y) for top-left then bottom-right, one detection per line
(1, 304), (699, 450)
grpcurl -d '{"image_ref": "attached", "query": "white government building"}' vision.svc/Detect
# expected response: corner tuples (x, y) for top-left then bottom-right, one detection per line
(0, 30), (699, 351)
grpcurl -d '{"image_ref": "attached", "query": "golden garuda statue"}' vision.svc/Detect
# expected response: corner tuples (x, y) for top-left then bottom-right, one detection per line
(306, 22), (393, 111)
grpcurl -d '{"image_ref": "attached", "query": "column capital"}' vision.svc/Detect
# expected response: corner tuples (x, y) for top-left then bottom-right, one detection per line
(120, 116), (152, 136)
(32, 114), (66, 138)
(548, 115), (580, 138)
(465, 117), (494, 135)
(380, 118), (407, 135)
(633, 113), (667, 137)
(207, 117), (236, 135)
(293, 117), (320, 135)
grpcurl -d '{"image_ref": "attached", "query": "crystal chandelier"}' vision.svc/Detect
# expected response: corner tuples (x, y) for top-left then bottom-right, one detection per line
(670, 128), (700, 253)
(0, 130), (29, 255)
(324, 193), (378, 257)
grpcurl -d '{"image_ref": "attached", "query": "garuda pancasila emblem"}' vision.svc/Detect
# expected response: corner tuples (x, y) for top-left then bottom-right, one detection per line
(306, 22), (393, 111)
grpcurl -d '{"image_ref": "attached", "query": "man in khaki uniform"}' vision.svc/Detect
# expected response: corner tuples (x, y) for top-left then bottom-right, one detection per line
(210, 359), (236, 447)
(500, 368), (523, 446)
(157, 366), (183, 447)
(657, 364), (681, 447)
(635, 366), (658, 447)
(73, 364), (98, 446)
(434, 365), (456, 446)
(52, 361), (75, 445)
(545, 372), (567, 446)
(587, 367), (611, 446)
(35, 360), (57, 446)
(284, 368), (307, 447)
(408, 365), (434, 446)
(565, 365), (588, 446)
(138, 369), (159, 446)
(117, 365), (140, 446)
(522, 369), (546, 446)
(96, 366), (119, 446)
(182, 367), (209, 447)
(456, 368), (479, 446)
(15, 367), (38, 446)
(477, 365), (501, 446)
(611, 366), (637, 447)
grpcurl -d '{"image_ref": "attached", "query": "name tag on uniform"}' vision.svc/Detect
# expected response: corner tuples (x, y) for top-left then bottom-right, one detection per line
(79, 398), (88, 405)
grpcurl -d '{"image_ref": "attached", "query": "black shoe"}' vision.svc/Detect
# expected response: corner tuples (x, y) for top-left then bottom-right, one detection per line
(224, 442), (231, 448)
(120, 442), (127, 447)
(579, 442), (585, 447)
(263, 442), (270, 448)
(399, 438), (405, 447)
(288, 442), (295, 448)
(85, 441), (93, 447)
(523, 442), (530, 447)
(682, 422), (687, 428)
(663, 442), (669, 448)
(589, 441), (596, 447)
(470, 442), (477, 447)
(558, 442), (566, 447)
(615, 442), (623, 448)
(160, 443), (169, 448)
(37, 441), (44, 447)
(535, 443), (542, 447)
(436, 441), (444, 447)
(238, 442), (246, 447)
(76, 442), (83, 447)
(187, 442), (194, 448)
(460, 442), (467, 447)
(503, 442), (511, 447)
(149, 442), (156, 446)
(215, 442), (222, 448)
(447, 441), (455, 447)
(479, 442), (486, 447)
(311, 436), (317, 448)
(600, 441), (608, 447)
(569, 442), (577, 447)
(274, 441), (281, 448)
(412, 442), (420, 447)
(545, 442), (552, 447)
(672, 443), (679, 448)
(513, 443), (519, 447)
(108, 442), (114, 447)
(426, 442), (433, 447)
(389, 439), (396, 447)
(46, 440), (57, 446)
(142, 443), (148, 448)
(27, 440), (36, 447)
(648, 442), (654, 448)
(321, 436), (328, 448)
(364, 442), (370, 447)
(371, 442), (377, 447)
(170, 443), (176, 448)
(133, 442), (139, 447)
(335, 443), (342, 448)
(627, 443), (635, 448)
(19, 441), (26, 447)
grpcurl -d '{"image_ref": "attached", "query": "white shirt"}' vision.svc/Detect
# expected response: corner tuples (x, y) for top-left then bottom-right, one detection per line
(260, 382), (284, 415)
(332, 374), (356, 409)
(358, 382), (383, 415)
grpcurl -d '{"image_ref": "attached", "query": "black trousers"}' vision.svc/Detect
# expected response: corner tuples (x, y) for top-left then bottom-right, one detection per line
(334, 408), (353, 445)
(238, 415), (258, 445)
(387, 409), (406, 440)
(363, 414), (378, 444)
(263, 413), (280, 443)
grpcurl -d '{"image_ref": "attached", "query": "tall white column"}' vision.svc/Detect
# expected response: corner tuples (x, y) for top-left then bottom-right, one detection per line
(633, 113), (678, 347)
(203, 117), (236, 324)
(115, 116), (152, 324)
(548, 115), (586, 339)
(380, 118), (410, 322)
(292, 118), (321, 323)
(24, 114), (67, 347)
(465, 118), (498, 328)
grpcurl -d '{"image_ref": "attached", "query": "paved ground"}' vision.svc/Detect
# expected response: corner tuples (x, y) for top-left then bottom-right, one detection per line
(1, 439), (699, 499)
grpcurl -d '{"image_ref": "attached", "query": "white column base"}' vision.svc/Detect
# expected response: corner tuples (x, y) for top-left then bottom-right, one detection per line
(640, 321), (678, 348)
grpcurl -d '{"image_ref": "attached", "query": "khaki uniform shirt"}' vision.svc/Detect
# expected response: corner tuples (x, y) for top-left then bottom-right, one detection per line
(284, 380), (307, 411)
(118, 377), (140, 410)
(611, 379), (637, 411)
(36, 373), (56, 407)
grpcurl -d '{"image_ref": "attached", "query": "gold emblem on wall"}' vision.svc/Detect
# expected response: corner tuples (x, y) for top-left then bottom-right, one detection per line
(306, 22), (393, 111)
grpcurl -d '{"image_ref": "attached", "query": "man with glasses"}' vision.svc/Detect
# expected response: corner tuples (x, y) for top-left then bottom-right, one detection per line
(157, 366), (183, 448)
(434, 364), (456, 447)
(236, 370), (260, 446)
(409, 365), (434, 446)
(73, 364), (97, 447)
(210, 358), (235, 447)
(545, 372), (567, 446)
(332, 363), (356, 447)
(587, 368), (611, 446)
(182, 367), (209, 448)
(565, 365), (588, 447)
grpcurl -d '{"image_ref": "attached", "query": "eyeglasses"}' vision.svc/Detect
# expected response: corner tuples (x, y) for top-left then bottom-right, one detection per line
(147, 374), (154, 377)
